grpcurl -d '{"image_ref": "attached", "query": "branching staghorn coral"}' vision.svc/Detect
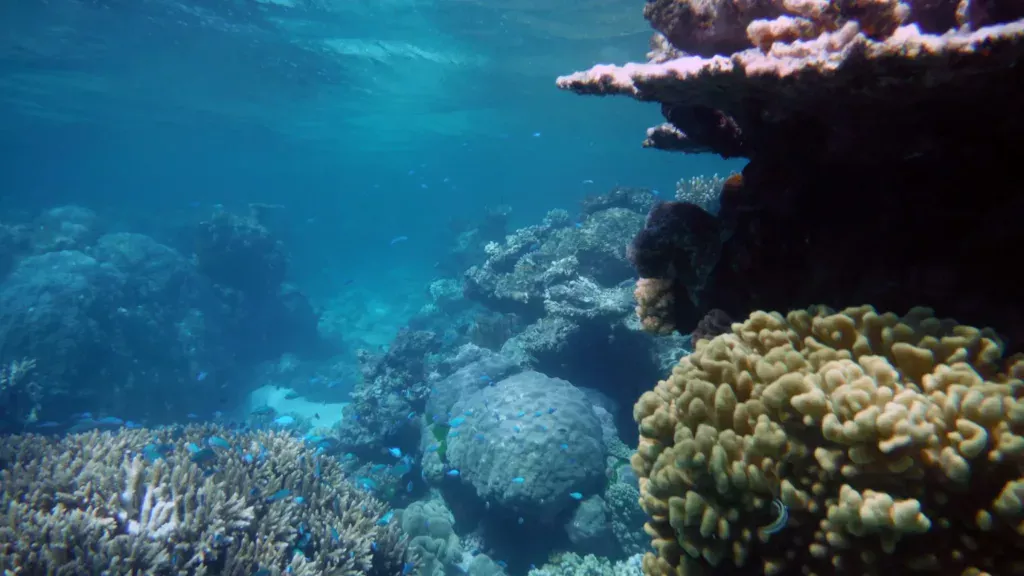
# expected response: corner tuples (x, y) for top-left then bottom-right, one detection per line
(0, 357), (41, 425)
(673, 174), (731, 212)
(0, 424), (412, 575)
(632, 305), (1024, 576)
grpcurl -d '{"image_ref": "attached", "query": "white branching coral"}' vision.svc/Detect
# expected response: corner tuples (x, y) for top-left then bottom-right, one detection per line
(0, 425), (412, 576)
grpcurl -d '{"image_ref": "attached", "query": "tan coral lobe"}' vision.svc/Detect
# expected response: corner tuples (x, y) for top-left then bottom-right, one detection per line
(632, 305), (1024, 576)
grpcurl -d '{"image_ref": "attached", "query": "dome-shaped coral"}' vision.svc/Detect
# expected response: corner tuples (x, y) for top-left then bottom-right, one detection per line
(632, 305), (1024, 576)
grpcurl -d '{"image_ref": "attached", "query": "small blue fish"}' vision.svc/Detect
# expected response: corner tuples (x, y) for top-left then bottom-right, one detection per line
(407, 411), (416, 419)
(569, 492), (583, 500)
(446, 469), (460, 477)
(559, 443), (569, 450)
(390, 235), (409, 245)
(479, 375), (491, 382)
(511, 477), (525, 483)
(474, 433), (486, 441)
(548, 407), (557, 414)
(534, 411), (542, 417)
(516, 411), (526, 418)
(377, 511), (395, 526)
(96, 416), (123, 426)
(35, 421), (59, 428)
(371, 464), (387, 472)
(196, 371), (208, 381)
(207, 436), (231, 449)
(142, 443), (173, 463)
(274, 416), (295, 426)
(497, 560), (508, 568)
(186, 442), (201, 454)
(518, 517), (524, 525)
(387, 447), (402, 458)
(402, 562), (415, 576)
(266, 489), (291, 502)
(407, 481), (414, 492)
(449, 416), (466, 427)
(448, 430), (459, 438)
(295, 496), (305, 504)
(190, 448), (217, 464)
(513, 425), (521, 433)
(426, 443), (440, 452)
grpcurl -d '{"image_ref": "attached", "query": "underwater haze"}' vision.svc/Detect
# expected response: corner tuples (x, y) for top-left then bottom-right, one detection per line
(0, 0), (735, 296)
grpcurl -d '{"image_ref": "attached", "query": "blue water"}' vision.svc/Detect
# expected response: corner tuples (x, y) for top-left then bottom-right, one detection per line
(0, 1), (746, 574)
(0, 0), (737, 300)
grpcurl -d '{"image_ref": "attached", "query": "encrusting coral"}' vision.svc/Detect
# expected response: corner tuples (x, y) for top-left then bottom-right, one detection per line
(631, 305), (1024, 576)
(0, 424), (411, 575)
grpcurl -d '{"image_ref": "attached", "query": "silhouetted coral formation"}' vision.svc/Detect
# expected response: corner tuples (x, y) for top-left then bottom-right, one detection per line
(559, 0), (1024, 349)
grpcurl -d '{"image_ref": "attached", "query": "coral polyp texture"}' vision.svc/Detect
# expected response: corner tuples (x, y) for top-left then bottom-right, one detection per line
(0, 425), (410, 575)
(630, 305), (1024, 576)
(556, 0), (1024, 162)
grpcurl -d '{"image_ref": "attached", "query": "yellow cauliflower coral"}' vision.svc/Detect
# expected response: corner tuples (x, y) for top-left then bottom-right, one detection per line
(632, 305), (1024, 576)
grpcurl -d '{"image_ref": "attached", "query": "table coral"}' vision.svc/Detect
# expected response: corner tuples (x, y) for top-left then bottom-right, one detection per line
(631, 305), (1024, 576)
(556, 0), (1024, 349)
(557, 0), (1024, 164)
(0, 425), (411, 575)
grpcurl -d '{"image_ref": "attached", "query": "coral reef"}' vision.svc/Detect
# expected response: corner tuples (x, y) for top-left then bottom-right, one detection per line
(194, 210), (288, 293)
(336, 329), (442, 453)
(690, 309), (732, 343)
(556, 0), (1024, 348)
(461, 191), (667, 415)
(557, 0), (1024, 162)
(399, 497), (466, 576)
(673, 175), (726, 213)
(0, 207), (324, 426)
(0, 358), (40, 426)
(465, 201), (645, 319)
(604, 482), (649, 556)
(631, 305), (1024, 576)
(445, 371), (608, 522)
(425, 348), (521, 424)
(565, 495), (616, 553)
(0, 424), (410, 575)
(529, 552), (643, 576)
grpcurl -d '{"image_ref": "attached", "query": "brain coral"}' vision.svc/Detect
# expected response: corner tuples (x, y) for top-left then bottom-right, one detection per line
(447, 371), (607, 521)
(631, 305), (1024, 576)
(0, 425), (410, 575)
